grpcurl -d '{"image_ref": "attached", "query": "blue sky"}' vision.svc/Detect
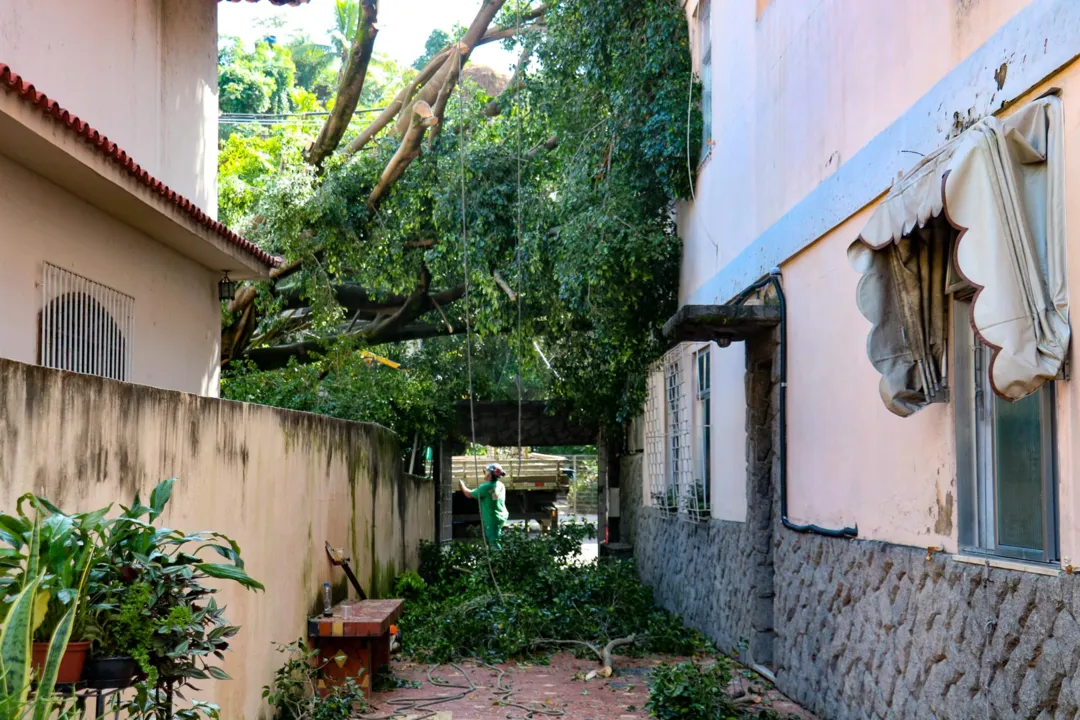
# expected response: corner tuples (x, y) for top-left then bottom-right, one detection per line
(219, 0), (518, 72)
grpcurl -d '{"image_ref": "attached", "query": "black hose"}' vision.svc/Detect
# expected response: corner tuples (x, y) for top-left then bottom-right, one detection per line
(736, 270), (858, 539)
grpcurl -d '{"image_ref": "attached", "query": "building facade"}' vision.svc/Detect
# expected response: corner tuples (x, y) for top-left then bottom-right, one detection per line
(0, 0), (288, 396)
(624, 1), (1080, 717)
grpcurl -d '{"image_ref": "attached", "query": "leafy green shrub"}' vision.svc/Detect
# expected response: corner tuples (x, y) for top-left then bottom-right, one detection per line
(646, 660), (736, 719)
(397, 524), (711, 663)
(262, 640), (367, 720)
(646, 660), (791, 720)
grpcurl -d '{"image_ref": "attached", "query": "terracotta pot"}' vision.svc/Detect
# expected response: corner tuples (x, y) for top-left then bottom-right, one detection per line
(31, 641), (91, 685)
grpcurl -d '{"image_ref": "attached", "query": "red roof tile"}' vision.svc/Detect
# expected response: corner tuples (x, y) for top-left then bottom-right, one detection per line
(0, 64), (279, 269)
(220, 0), (311, 5)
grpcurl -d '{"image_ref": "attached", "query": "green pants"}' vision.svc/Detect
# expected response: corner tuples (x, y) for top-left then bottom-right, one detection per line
(484, 518), (504, 548)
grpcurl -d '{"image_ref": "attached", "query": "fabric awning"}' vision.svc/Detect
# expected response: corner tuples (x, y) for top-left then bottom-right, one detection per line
(849, 96), (1069, 415)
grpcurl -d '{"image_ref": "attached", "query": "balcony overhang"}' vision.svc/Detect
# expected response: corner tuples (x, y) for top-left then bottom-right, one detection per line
(0, 66), (275, 279)
(662, 304), (781, 345)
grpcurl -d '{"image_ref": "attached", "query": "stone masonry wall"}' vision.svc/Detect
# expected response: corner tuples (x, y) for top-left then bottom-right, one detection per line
(776, 535), (1080, 720)
(636, 509), (756, 658)
(630, 323), (1080, 719)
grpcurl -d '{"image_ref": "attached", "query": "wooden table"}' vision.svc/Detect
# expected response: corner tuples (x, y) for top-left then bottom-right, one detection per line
(307, 599), (403, 699)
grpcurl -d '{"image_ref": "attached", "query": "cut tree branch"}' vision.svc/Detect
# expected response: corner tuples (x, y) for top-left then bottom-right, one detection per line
(345, 48), (452, 155)
(367, 101), (438, 211)
(305, 0), (378, 167)
(347, 0), (534, 156)
(241, 323), (465, 370)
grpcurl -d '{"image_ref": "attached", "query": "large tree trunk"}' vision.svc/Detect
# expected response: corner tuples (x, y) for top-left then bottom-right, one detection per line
(305, 0), (379, 167)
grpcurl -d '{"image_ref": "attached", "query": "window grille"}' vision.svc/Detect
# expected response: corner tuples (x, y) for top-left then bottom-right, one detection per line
(688, 347), (711, 522)
(667, 348), (692, 517)
(40, 263), (133, 381)
(645, 365), (673, 517)
(697, 0), (712, 158)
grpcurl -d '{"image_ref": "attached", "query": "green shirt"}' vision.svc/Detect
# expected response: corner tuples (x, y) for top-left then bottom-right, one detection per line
(474, 480), (509, 538)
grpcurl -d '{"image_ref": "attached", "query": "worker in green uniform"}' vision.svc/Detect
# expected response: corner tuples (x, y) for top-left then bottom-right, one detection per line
(459, 463), (510, 547)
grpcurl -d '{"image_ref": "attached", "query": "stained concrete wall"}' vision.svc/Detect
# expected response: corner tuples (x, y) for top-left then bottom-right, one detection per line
(0, 358), (433, 719)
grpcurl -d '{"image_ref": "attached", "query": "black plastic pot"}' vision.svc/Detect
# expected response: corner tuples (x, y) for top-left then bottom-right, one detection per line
(83, 656), (138, 689)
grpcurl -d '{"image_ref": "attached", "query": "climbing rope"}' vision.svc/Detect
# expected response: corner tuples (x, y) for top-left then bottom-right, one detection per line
(458, 39), (505, 604)
(514, 0), (526, 493)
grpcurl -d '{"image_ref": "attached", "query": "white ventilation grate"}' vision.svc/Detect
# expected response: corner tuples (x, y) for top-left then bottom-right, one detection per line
(40, 263), (133, 381)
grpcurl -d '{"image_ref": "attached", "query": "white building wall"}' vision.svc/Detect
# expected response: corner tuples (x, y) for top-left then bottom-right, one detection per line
(0, 154), (222, 396)
(0, 0), (219, 213)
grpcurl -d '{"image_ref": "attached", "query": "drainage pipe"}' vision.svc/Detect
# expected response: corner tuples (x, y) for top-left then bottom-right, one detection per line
(735, 269), (858, 539)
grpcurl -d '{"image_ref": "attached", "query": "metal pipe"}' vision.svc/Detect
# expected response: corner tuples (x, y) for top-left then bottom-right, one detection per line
(737, 269), (858, 539)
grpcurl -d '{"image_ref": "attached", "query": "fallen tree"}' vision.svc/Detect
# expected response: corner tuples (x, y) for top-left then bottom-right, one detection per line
(220, 0), (700, 430)
(390, 524), (711, 666)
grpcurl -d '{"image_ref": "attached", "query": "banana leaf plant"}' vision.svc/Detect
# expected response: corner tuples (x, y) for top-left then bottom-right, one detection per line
(0, 513), (90, 720)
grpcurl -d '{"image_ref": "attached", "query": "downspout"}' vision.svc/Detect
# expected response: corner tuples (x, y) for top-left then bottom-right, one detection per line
(736, 269), (858, 539)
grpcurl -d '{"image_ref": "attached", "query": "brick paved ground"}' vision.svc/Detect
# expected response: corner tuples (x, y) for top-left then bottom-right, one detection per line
(367, 653), (816, 719)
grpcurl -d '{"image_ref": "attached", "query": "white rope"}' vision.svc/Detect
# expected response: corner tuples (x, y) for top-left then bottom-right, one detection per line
(457, 45), (504, 603)
(514, 0), (525, 493)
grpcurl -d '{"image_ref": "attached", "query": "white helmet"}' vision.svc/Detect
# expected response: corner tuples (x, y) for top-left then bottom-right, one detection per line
(486, 463), (506, 478)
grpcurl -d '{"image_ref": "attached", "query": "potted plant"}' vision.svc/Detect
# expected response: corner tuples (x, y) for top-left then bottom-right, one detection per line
(0, 514), (88, 720)
(652, 487), (679, 515)
(95, 479), (264, 720)
(83, 580), (154, 688)
(691, 480), (710, 521)
(0, 494), (106, 685)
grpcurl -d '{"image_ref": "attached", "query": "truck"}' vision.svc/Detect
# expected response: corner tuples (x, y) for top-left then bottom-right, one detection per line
(451, 449), (572, 537)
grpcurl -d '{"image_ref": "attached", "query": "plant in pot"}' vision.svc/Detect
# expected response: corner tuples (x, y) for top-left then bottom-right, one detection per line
(0, 494), (107, 685)
(691, 479), (710, 521)
(0, 513), (88, 720)
(83, 580), (155, 689)
(96, 478), (264, 720)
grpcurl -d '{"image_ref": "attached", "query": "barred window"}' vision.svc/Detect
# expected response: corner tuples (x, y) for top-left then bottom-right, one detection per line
(40, 263), (133, 381)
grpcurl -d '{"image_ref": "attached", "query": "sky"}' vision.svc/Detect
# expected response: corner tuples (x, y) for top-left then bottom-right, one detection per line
(219, 0), (518, 73)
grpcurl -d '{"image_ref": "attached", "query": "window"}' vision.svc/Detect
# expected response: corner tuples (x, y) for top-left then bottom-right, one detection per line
(644, 367), (671, 514)
(955, 297), (1058, 563)
(40, 263), (133, 381)
(666, 355), (687, 510)
(697, 0), (712, 159)
(692, 348), (711, 521)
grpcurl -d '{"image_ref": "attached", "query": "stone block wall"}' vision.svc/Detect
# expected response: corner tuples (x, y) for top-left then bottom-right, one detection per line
(629, 323), (1080, 718)
(776, 535), (1080, 719)
(636, 509), (756, 657)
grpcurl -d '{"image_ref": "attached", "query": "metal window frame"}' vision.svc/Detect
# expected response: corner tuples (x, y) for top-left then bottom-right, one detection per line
(954, 297), (1059, 563)
(697, 0), (712, 155)
(689, 347), (712, 522)
(645, 365), (673, 516)
(40, 263), (133, 382)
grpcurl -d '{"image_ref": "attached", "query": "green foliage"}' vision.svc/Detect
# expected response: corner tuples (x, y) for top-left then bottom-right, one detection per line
(413, 29), (450, 69)
(262, 640), (367, 720)
(218, 0), (699, 436)
(0, 495), (106, 643)
(219, 38), (298, 116)
(0, 515), (87, 720)
(646, 660), (790, 720)
(396, 524), (711, 664)
(0, 479), (261, 720)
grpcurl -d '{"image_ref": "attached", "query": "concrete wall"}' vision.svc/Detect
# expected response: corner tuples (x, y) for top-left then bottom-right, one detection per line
(0, 358), (433, 719)
(679, 0), (1028, 302)
(0, 153), (223, 396)
(0, 0), (218, 212)
(676, 0), (1080, 555)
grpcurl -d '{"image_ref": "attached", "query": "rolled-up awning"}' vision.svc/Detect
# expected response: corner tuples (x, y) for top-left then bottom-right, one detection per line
(849, 96), (1068, 415)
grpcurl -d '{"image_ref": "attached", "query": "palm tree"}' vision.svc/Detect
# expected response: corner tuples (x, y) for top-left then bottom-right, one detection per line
(330, 0), (360, 79)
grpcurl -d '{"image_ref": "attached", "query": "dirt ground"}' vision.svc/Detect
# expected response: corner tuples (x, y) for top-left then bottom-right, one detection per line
(365, 653), (817, 719)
